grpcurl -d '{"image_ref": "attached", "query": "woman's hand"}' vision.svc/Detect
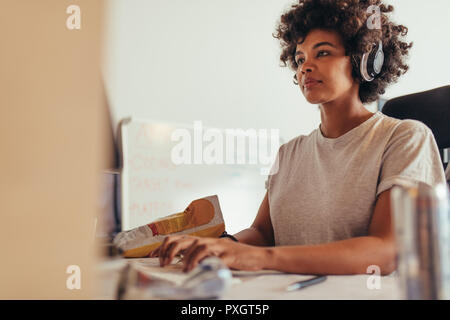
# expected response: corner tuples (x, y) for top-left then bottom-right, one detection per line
(149, 235), (270, 272)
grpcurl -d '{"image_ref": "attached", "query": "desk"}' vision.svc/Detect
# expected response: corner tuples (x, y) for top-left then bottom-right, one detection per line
(95, 257), (402, 300)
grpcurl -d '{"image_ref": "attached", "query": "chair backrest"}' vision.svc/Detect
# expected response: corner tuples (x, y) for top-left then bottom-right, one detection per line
(382, 85), (450, 171)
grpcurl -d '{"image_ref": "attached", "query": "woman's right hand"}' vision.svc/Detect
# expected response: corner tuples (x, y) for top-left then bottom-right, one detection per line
(148, 235), (209, 268)
(148, 235), (197, 261)
(148, 234), (270, 273)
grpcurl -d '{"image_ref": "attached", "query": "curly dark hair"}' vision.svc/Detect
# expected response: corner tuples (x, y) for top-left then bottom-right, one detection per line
(273, 0), (412, 103)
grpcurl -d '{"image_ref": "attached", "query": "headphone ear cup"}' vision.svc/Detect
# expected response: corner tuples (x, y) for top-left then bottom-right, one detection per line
(373, 44), (384, 74)
(360, 40), (384, 82)
(360, 51), (373, 82)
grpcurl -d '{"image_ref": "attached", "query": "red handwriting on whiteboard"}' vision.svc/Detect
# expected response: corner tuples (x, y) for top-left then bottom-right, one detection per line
(135, 124), (150, 145)
(129, 201), (174, 217)
(130, 176), (169, 192)
(173, 179), (194, 189)
(130, 176), (194, 192)
(128, 154), (176, 172)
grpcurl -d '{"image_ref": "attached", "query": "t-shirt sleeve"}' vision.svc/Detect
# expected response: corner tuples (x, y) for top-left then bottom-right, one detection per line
(265, 144), (284, 191)
(377, 120), (446, 196)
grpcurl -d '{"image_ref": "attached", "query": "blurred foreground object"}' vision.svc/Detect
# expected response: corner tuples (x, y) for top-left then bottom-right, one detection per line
(392, 183), (450, 299)
(117, 256), (232, 300)
(0, 0), (108, 298)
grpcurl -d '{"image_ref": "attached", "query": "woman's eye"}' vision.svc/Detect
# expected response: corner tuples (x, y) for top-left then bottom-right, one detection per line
(296, 51), (328, 65)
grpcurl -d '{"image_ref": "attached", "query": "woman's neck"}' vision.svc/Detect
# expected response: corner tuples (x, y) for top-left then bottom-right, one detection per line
(318, 89), (374, 139)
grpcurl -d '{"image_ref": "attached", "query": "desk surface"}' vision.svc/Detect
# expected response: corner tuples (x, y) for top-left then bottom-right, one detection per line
(95, 257), (401, 300)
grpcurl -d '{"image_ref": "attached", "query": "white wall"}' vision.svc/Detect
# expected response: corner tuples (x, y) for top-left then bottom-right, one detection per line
(103, 0), (319, 144)
(381, 0), (450, 99)
(103, 0), (450, 144)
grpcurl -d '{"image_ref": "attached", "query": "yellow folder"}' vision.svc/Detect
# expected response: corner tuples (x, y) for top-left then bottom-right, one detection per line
(113, 195), (225, 258)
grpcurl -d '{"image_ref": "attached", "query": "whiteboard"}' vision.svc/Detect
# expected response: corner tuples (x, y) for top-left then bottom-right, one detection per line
(118, 118), (279, 232)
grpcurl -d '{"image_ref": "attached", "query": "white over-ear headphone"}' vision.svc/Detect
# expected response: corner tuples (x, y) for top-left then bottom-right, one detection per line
(360, 40), (384, 82)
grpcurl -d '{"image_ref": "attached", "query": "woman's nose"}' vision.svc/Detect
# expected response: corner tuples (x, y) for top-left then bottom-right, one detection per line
(300, 59), (314, 74)
(301, 65), (313, 74)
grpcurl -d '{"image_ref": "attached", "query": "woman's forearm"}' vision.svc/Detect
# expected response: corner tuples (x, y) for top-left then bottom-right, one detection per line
(233, 227), (273, 247)
(263, 236), (396, 275)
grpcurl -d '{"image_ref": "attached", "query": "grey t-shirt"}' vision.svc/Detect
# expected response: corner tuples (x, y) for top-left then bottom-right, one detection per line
(265, 111), (446, 246)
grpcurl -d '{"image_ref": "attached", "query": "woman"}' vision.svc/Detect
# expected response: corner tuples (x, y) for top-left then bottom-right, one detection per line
(150, 0), (446, 275)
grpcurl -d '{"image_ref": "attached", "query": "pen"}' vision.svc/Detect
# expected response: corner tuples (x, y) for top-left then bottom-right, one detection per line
(285, 275), (327, 291)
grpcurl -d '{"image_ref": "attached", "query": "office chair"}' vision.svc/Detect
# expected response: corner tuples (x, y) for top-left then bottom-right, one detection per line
(381, 85), (450, 177)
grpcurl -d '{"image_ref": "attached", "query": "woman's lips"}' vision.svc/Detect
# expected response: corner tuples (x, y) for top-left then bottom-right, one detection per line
(304, 80), (322, 89)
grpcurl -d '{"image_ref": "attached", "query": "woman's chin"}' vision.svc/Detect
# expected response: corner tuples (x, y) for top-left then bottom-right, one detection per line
(301, 88), (326, 104)
(304, 94), (326, 105)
